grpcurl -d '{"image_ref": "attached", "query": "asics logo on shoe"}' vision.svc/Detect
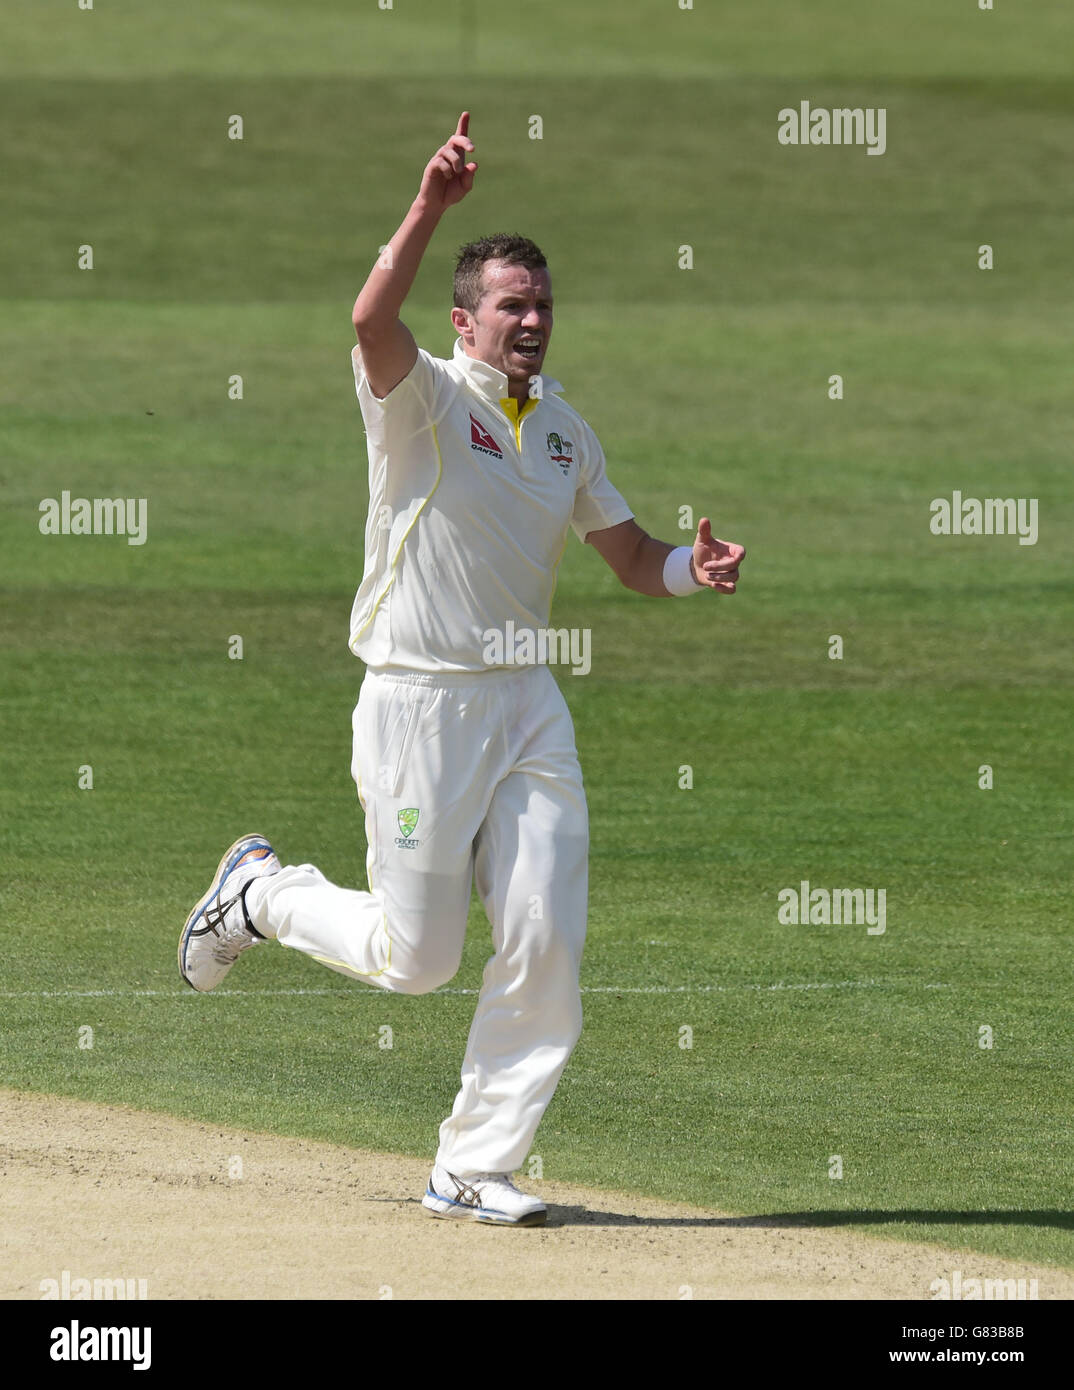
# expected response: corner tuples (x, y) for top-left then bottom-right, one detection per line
(193, 893), (242, 938)
(447, 1175), (483, 1207)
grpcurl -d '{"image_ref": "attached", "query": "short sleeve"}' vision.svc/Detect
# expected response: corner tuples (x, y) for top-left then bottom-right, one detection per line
(351, 343), (455, 444)
(570, 422), (635, 542)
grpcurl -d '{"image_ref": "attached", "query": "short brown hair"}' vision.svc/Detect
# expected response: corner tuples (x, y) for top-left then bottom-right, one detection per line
(453, 234), (548, 313)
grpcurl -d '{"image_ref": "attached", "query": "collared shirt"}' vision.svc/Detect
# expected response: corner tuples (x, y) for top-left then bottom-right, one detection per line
(348, 336), (634, 673)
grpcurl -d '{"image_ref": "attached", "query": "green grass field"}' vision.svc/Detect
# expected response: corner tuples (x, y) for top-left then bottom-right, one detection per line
(2, 1), (1072, 1273)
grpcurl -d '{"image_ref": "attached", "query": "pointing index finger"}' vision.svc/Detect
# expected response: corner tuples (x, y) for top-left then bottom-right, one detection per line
(457, 111), (470, 138)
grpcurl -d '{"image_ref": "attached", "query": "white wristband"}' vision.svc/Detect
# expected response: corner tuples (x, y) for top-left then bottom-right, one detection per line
(663, 546), (701, 596)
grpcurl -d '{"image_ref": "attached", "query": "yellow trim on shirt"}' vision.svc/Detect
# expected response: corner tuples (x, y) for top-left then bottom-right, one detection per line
(500, 395), (538, 452)
(350, 421), (445, 651)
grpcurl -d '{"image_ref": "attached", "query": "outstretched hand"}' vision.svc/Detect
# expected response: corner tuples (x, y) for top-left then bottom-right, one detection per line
(692, 517), (745, 593)
(418, 111), (478, 212)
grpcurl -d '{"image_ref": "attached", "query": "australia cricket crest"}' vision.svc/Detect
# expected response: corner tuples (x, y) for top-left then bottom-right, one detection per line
(395, 807), (420, 849)
(546, 432), (574, 476)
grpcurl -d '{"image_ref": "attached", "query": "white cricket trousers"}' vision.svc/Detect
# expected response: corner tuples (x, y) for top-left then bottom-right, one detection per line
(245, 665), (589, 1176)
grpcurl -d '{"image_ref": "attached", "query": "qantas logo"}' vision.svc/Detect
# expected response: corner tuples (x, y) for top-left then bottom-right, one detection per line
(469, 414), (503, 458)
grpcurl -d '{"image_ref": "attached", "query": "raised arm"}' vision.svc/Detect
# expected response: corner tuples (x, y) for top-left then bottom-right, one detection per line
(351, 112), (478, 399)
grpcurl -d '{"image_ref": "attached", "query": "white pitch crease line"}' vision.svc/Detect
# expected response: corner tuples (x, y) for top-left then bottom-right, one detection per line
(0, 980), (948, 1000)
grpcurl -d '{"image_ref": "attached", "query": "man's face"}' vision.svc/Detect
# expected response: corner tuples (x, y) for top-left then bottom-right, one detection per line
(453, 260), (554, 389)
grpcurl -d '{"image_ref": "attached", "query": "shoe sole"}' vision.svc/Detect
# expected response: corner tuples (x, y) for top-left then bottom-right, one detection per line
(421, 1192), (547, 1227)
(178, 833), (274, 992)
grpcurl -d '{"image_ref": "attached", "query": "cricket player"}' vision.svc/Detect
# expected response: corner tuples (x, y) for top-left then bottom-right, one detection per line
(179, 113), (745, 1226)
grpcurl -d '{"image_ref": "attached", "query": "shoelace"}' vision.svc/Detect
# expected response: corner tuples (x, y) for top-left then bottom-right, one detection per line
(209, 903), (258, 963)
(470, 1173), (521, 1192)
(211, 936), (257, 965)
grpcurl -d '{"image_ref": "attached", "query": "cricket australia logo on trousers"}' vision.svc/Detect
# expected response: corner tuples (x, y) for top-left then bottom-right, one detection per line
(395, 807), (420, 849)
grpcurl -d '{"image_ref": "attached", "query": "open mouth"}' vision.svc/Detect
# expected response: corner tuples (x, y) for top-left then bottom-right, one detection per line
(513, 337), (542, 361)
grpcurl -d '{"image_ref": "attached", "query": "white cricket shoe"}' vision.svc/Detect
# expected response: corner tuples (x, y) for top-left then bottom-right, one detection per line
(178, 834), (280, 992)
(422, 1164), (547, 1226)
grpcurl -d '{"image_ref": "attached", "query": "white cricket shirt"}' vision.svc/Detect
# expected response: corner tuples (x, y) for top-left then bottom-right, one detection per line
(348, 336), (634, 673)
